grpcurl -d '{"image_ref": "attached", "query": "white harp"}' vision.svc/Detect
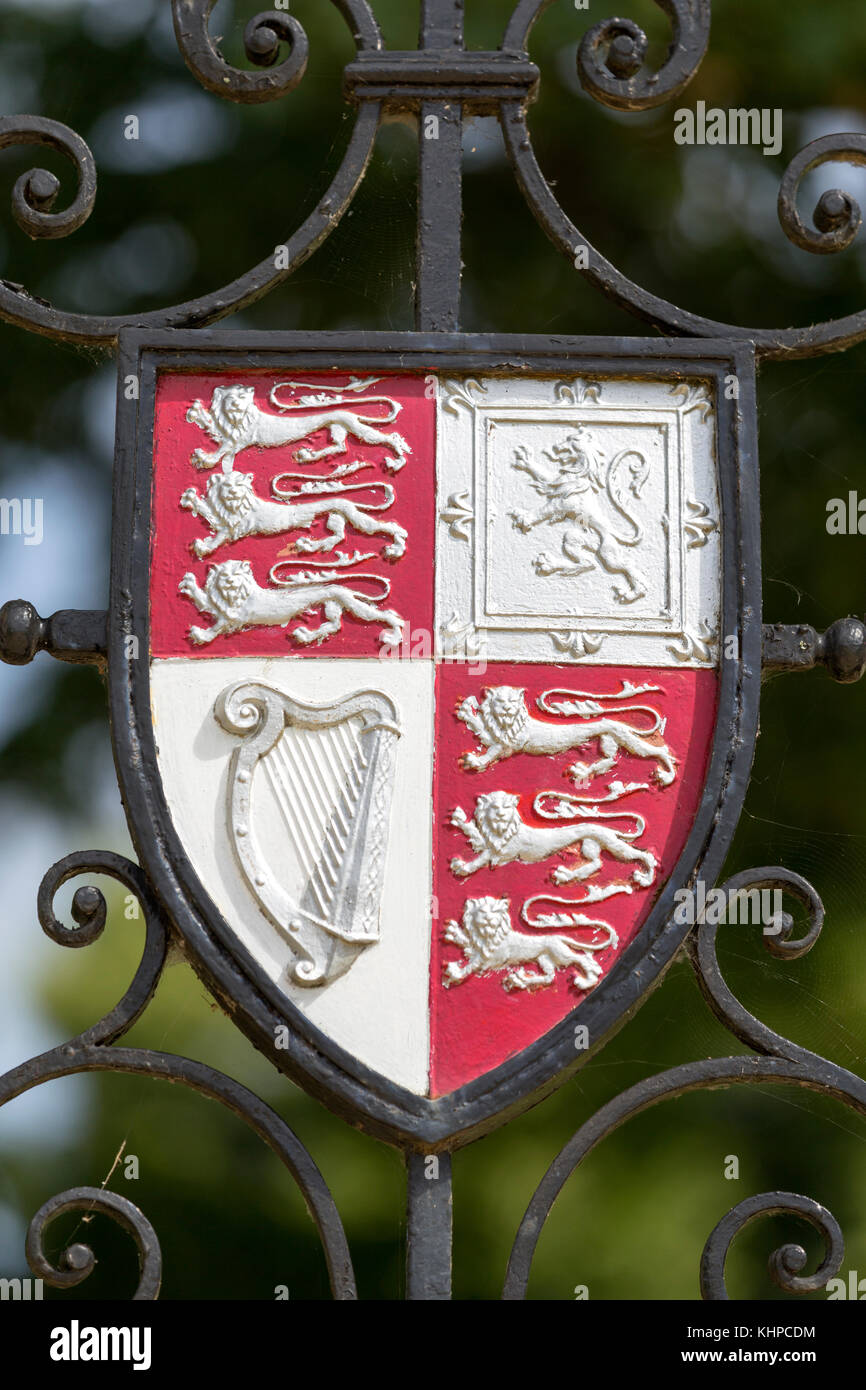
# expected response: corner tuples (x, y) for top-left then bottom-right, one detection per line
(215, 680), (401, 987)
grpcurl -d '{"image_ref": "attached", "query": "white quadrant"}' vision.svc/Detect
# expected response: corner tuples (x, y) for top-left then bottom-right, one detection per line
(436, 374), (721, 666)
(151, 656), (434, 1094)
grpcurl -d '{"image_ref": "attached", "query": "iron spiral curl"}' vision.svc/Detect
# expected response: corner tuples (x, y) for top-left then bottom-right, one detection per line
(0, 852), (357, 1299)
(499, 94), (866, 359)
(498, 1), (866, 356)
(1, 0), (866, 354)
(778, 133), (866, 254)
(576, 2), (712, 111)
(0, 1), (382, 344)
(36, 850), (168, 1045)
(0, 115), (96, 240)
(503, 0), (710, 111)
(700, 1192), (844, 1300)
(687, 866), (825, 1058)
(26, 1187), (162, 1301)
(171, 0), (383, 103)
(171, 2), (311, 105)
(503, 869), (866, 1299)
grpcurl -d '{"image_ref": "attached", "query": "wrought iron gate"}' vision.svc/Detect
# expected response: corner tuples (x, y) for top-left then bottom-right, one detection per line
(1, 0), (866, 1304)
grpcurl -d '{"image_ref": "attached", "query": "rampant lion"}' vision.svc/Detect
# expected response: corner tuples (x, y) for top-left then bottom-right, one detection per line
(443, 896), (618, 992)
(179, 470), (407, 561)
(186, 384), (411, 473)
(509, 431), (648, 603)
(449, 790), (656, 888)
(177, 559), (404, 648)
(456, 685), (677, 787)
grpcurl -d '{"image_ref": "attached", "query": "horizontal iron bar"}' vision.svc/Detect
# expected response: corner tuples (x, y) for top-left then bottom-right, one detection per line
(762, 618), (866, 682)
(344, 51), (539, 111)
(0, 600), (106, 666)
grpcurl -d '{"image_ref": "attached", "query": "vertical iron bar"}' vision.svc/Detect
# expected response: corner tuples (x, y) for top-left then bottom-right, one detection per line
(415, 0), (464, 330)
(405, 1151), (453, 1299)
(409, 4), (460, 1293)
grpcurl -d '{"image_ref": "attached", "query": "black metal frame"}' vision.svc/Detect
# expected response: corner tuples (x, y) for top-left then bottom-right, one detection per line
(0, 0), (865, 1300)
(0, 1), (865, 353)
(111, 329), (760, 1152)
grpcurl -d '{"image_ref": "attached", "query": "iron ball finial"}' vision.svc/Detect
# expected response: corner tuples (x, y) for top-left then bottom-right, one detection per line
(0, 598), (46, 665)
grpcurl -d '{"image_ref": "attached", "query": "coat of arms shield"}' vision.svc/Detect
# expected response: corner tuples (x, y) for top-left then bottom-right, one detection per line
(110, 331), (760, 1147)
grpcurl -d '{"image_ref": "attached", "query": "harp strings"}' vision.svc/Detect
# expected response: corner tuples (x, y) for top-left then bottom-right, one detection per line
(261, 715), (369, 916)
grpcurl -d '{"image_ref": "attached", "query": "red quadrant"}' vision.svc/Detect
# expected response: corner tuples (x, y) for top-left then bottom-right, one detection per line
(150, 370), (436, 658)
(430, 662), (717, 1096)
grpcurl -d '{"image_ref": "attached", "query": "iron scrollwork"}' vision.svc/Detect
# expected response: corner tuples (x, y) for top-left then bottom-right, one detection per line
(171, 1), (312, 105)
(503, 0), (712, 112)
(699, 1193), (845, 1302)
(0, 0), (865, 1301)
(503, 870), (866, 1300)
(0, 853), (357, 1300)
(1, 0), (866, 353)
(0, 0), (383, 345)
(0, 115), (96, 241)
(26, 1187), (163, 1302)
(496, 2), (866, 357)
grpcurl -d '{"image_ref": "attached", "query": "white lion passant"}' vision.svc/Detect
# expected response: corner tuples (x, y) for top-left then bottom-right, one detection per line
(177, 559), (404, 648)
(179, 470), (407, 561)
(449, 790), (656, 889)
(456, 684), (677, 787)
(443, 896), (618, 992)
(186, 383), (411, 473)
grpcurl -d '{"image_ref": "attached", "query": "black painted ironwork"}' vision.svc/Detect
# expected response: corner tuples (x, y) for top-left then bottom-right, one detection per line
(0, 0), (864, 1300)
(4, 851), (357, 1300)
(102, 329), (761, 1154)
(26, 1187), (163, 1302)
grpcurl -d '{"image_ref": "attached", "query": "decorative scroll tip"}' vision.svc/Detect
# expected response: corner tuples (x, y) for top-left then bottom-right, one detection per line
(0, 114), (96, 240)
(778, 134), (866, 255)
(171, 0), (310, 105)
(576, 4), (711, 112)
(700, 1192), (844, 1300)
(26, 1187), (162, 1300)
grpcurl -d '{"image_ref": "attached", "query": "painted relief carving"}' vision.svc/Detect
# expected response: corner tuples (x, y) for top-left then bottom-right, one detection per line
(180, 468), (407, 562)
(439, 491), (474, 540)
(448, 790), (657, 890)
(554, 378), (601, 406)
(178, 560), (404, 647)
(216, 680), (401, 988)
(550, 631), (606, 658)
(684, 497), (718, 549)
(444, 672), (683, 995)
(441, 377), (488, 415)
(443, 896), (618, 993)
(176, 376), (423, 651)
(436, 372), (721, 669)
(149, 366), (723, 1097)
(508, 430), (650, 603)
(186, 378), (412, 472)
(667, 619), (717, 663)
(669, 381), (712, 421)
(455, 683), (677, 787)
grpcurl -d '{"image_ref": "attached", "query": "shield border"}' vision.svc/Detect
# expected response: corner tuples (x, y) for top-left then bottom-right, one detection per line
(111, 329), (760, 1149)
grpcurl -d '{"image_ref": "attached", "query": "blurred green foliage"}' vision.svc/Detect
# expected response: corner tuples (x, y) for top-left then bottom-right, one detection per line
(1, 0), (866, 1301)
